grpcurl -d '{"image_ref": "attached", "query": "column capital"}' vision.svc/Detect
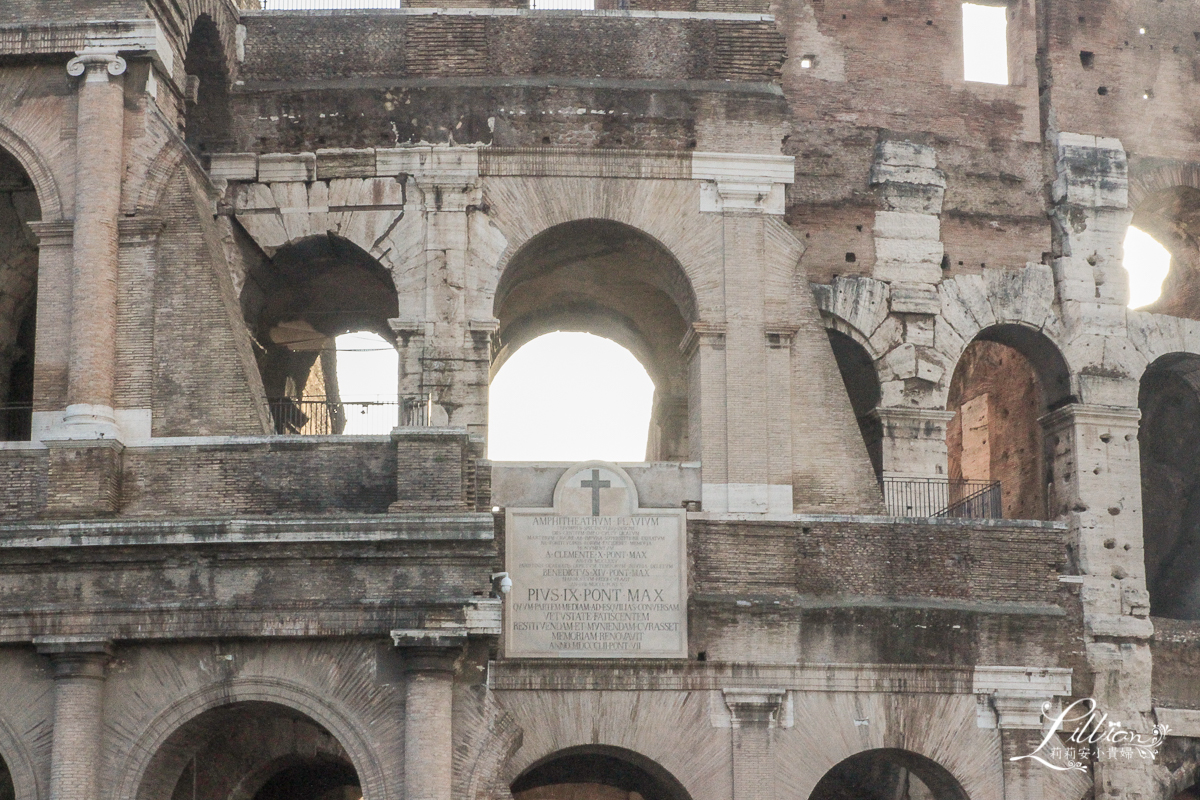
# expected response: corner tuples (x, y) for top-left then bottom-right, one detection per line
(1040, 402), (1141, 431)
(391, 630), (466, 673)
(722, 687), (787, 728)
(67, 50), (127, 80)
(26, 220), (75, 247)
(679, 321), (727, 359)
(35, 636), (113, 679)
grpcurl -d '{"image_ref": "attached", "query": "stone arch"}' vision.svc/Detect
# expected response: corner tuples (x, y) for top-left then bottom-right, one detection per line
(0, 143), (42, 441)
(1125, 160), (1200, 318)
(114, 679), (388, 800)
(0, 711), (41, 800)
(826, 326), (883, 479)
(481, 178), (725, 323)
(1139, 352), (1200, 618)
(509, 745), (694, 800)
(182, 12), (234, 157)
(130, 139), (189, 217)
(240, 232), (399, 428)
(806, 748), (970, 800)
(173, 0), (242, 86)
(491, 218), (699, 461)
(946, 323), (1072, 520)
(0, 122), (61, 222)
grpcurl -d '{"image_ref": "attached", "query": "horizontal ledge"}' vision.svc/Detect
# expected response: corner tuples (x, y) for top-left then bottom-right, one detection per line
(234, 76), (784, 96)
(488, 660), (1064, 693)
(690, 512), (1068, 530)
(241, 8), (774, 22)
(691, 594), (1066, 616)
(0, 514), (496, 548)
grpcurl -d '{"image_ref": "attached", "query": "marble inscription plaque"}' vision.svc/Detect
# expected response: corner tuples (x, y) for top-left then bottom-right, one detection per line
(505, 462), (687, 658)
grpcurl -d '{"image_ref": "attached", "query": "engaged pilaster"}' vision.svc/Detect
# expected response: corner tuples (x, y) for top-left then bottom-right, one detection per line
(393, 631), (464, 800)
(36, 636), (113, 800)
(60, 49), (127, 440)
(723, 688), (786, 800)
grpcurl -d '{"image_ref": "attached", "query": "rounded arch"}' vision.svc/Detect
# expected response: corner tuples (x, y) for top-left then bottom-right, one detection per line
(1139, 352), (1200, 618)
(510, 745), (693, 800)
(807, 748), (970, 800)
(946, 324), (1071, 520)
(826, 327), (883, 479)
(182, 12), (234, 157)
(114, 679), (388, 800)
(0, 711), (42, 800)
(1125, 161), (1200, 319)
(242, 233), (399, 411)
(492, 219), (698, 461)
(0, 122), (60, 222)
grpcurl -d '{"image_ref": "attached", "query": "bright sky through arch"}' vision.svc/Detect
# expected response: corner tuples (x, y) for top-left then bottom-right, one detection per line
(962, 3), (1009, 85)
(1124, 227), (1172, 308)
(488, 332), (655, 462)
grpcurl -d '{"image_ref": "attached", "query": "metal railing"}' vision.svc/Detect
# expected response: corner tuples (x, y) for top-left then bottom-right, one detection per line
(0, 403), (32, 442)
(881, 476), (1002, 520)
(267, 395), (431, 435)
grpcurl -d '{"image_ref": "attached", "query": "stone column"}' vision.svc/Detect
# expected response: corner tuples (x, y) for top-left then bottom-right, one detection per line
(61, 50), (126, 439)
(24, 222), (74, 433)
(1042, 404), (1155, 799)
(722, 688), (785, 800)
(392, 631), (463, 800)
(35, 636), (112, 800)
(873, 407), (956, 481)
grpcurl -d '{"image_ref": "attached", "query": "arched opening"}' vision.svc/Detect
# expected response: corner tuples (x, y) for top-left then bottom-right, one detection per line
(511, 745), (692, 800)
(1124, 225), (1172, 308)
(946, 325), (1071, 520)
(1126, 186), (1200, 318)
(240, 233), (400, 434)
(1139, 353), (1200, 619)
(488, 332), (654, 461)
(0, 146), (40, 441)
(182, 15), (233, 157)
(492, 220), (697, 462)
(0, 753), (13, 800)
(808, 749), (969, 800)
(140, 702), (361, 800)
(827, 329), (882, 479)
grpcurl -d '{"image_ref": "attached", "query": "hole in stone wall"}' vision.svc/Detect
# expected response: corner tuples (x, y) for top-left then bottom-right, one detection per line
(800, 55), (816, 68)
(1098, 86), (1109, 95)
(1124, 189), (1200, 317)
(845, 252), (856, 262)
(1080, 50), (1095, 68)
(488, 332), (654, 462)
(962, 3), (1009, 84)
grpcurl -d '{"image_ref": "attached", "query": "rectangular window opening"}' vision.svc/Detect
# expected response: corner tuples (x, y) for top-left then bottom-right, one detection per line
(962, 3), (1009, 84)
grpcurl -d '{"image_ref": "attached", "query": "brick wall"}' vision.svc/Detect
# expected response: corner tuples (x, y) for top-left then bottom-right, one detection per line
(120, 439), (398, 515)
(691, 518), (1066, 606)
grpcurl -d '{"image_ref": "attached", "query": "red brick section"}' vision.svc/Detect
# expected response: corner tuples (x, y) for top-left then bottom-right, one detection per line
(44, 441), (123, 518)
(691, 518), (1065, 605)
